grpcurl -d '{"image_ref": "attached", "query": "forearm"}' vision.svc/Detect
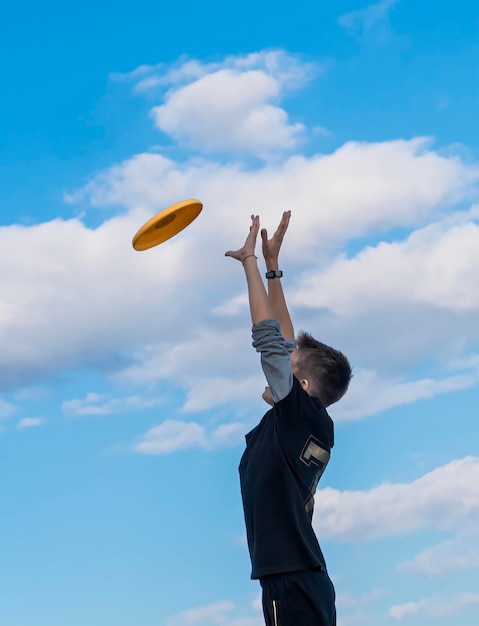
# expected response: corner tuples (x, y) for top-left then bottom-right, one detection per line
(243, 256), (272, 324)
(265, 259), (294, 340)
(253, 320), (293, 402)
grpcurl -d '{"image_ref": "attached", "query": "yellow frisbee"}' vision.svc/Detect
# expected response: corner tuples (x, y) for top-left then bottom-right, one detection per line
(132, 199), (203, 251)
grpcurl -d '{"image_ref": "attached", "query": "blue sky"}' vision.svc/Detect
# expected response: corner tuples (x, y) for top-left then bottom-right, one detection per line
(1, 1), (479, 625)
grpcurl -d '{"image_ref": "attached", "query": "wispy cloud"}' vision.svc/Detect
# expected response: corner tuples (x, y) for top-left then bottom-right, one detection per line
(17, 417), (44, 430)
(133, 419), (245, 454)
(388, 592), (479, 620)
(14, 386), (50, 401)
(119, 50), (317, 94)
(337, 588), (384, 611)
(0, 397), (15, 419)
(338, 0), (399, 35)
(166, 598), (263, 626)
(334, 368), (479, 421)
(397, 533), (479, 576)
(336, 589), (385, 626)
(62, 393), (164, 417)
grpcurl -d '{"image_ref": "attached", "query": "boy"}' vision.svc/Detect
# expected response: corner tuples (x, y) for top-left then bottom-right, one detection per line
(226, 212), (352, 626)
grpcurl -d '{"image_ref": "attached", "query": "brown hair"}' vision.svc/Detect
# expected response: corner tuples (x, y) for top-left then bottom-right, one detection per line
(295, 331), (352, 407)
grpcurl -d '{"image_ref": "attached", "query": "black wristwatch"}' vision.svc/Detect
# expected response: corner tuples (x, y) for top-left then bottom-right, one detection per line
(265, 270), (283, 279)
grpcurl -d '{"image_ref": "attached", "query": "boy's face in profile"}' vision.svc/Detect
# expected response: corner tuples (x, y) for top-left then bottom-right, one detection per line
(262, 351), (301, 405)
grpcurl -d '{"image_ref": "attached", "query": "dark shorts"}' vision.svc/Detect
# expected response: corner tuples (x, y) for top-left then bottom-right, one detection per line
(260, 568), (336, 626)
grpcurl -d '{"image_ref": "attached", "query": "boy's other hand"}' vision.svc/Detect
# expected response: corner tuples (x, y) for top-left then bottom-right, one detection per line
(261, 210), (291, 267)
(262, 386), (274, 406)
(225, 215), (260, 262)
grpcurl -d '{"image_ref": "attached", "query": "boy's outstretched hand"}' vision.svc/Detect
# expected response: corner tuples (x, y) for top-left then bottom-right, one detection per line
(261, 210), (291, 266)
(225, 215), (260, 262)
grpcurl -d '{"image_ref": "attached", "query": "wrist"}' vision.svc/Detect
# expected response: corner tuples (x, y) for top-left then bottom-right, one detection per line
(265, 260), (279, 271)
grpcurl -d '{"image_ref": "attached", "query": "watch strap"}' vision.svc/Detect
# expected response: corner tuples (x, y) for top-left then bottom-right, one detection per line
(265, 270), (283, 279)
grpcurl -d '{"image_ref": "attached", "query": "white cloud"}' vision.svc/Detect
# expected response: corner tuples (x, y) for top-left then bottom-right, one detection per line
(167, 597), (263, 626)
(0, 212), (200, 390)
(17, 417), (44, 429)
(398, 534), (479, 576)
(151, 69), (304, 156)
(133, 419), (245, 455)
(339, 0), (399, 34)
(119, 51), (316, 157)
(314, 456), (479, 541)
(388, 592), (479, 620)
(293, 210), (479, 315)
(62, 392), (163, 417)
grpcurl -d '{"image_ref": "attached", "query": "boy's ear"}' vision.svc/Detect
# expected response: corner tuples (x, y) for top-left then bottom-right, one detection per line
(300, 378), (309, 393)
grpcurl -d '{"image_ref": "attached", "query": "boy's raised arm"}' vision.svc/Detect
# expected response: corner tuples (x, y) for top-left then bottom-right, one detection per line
(225, 215), (272, 325)
(225, 214), (294, 405)
(261, 211), (294, 341)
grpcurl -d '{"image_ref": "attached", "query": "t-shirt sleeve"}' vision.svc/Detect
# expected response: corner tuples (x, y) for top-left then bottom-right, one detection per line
(252, 319), (294, 403)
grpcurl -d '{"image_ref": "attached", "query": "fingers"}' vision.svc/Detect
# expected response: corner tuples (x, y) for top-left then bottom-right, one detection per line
(278, 210), (291, 233)
(281, 210), (291, 225)
(272, 211), (290, 238)
(226, 215), (260, 261)
(248, 215), (260, 242)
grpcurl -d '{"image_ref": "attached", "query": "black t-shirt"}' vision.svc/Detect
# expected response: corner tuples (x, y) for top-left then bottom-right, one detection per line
(239, 376), (334, 579)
